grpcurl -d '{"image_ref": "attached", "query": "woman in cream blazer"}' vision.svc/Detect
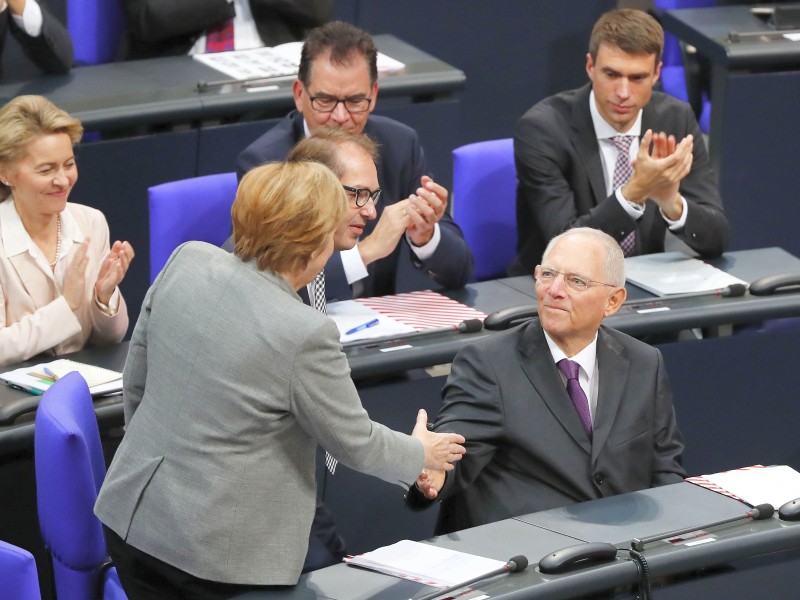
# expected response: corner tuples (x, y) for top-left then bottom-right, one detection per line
(0, 95), (133, 366)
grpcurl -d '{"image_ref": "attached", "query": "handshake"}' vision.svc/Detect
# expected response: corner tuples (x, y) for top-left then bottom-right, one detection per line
(411, 409), (464, 500)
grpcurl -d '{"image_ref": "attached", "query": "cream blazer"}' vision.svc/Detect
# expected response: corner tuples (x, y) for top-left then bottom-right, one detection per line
(0, 200), (128, 366)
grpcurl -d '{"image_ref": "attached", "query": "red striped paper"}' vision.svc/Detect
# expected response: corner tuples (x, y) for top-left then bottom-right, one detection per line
(355, 290), (487, 331)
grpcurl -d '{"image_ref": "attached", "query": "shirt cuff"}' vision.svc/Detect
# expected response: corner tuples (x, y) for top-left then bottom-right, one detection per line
(94, 287), (121, 316)
(615, 187), (645, 221)
(661, 196), (689, 230)
(11, 0), (44, 37)
(340, 246), (369, 285)
(406, 223), (441, 261)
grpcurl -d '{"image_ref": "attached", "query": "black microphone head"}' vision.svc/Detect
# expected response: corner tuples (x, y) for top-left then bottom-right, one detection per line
(506, 555), (528, 573)
(723, 283), (747, 297)
(751, 503), (775, 520)
(458, 319), (484, 333)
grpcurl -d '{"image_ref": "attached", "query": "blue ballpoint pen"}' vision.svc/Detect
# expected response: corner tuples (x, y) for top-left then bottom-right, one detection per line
(345, 318), (379, 335)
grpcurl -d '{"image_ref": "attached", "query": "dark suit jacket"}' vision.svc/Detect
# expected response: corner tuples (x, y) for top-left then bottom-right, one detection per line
(407, 319), (686, 535)
(236, 110), (473, 300)
(0, 2), (72, 77)
(119, 0), (332, 59)
(511, 83), (730, 274)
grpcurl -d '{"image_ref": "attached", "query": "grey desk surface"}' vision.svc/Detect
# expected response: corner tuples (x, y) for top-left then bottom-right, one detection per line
(0, 35), (464, 131)
(346, 247), (800, 377)
(660, 5), (800, 69)
(233, 482), (800, 599)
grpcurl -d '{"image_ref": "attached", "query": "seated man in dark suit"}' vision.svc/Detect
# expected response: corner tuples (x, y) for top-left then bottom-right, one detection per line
(118, 0), (332, 59)
(510, 8), (729, 276)
(0, 0), (72, 77)
(408, 227), (686, 534)
(237, 21), (473, 301)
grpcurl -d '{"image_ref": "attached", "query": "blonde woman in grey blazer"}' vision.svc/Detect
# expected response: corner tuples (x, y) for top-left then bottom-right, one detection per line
(94, 161), (466, 599)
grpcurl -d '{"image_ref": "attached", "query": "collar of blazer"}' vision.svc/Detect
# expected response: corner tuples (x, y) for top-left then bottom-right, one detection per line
(517, 319), (630, 459)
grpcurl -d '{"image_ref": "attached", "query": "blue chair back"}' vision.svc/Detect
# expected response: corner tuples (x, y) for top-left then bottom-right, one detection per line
(452, 138), (516, 282)
(0, 539), (41, 600)
(34, 372), (126, 600)
(67, 0), (126, 65)
(654, 0), (717, 133)
(148, 172), (238, 283)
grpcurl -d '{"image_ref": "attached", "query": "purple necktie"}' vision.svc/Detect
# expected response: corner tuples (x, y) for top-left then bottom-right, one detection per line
(612, 135), (636, 257)
(557, 359), (593, 439)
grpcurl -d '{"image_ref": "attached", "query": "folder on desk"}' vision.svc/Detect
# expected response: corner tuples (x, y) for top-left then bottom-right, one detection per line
(344, 539), (505, 588)
(625, 252), (747, 296)
(328, 290), (488, 342)
(0, 359), (122, 396)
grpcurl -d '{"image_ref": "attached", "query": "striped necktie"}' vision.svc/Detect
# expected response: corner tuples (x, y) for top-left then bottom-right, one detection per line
(311, 270), (336, 473)
(612, 135), (636, 257)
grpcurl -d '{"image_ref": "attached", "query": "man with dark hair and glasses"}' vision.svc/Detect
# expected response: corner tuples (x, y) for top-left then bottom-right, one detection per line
(237, 20), (473, 301)
(407, 227), (685, 534)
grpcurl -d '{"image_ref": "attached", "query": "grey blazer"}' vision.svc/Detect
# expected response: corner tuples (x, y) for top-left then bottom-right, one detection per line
(512, 83), (730, 274)
(95, 242), (423, 585)
(408, 318), (685, 535)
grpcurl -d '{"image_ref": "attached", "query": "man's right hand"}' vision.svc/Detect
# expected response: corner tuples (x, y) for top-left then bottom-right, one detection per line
(411, 409), (466, 471)
(415, 469), (446, 500)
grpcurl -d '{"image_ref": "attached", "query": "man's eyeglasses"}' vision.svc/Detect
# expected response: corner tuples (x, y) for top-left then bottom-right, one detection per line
(343, 185), (381, 208)
(309, 94), (372, 114)
(534, 265), (615, 292)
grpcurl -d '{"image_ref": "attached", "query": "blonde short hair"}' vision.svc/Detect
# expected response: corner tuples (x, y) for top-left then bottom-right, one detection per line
(0, 95), (83, 200)
(232, 161), (346, 273)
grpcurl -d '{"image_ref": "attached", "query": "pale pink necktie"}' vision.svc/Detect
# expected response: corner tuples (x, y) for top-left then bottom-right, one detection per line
(612, 135), (636, 257)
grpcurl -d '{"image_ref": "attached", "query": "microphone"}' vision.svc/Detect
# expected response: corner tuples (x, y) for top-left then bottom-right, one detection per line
(631, 503), (774, 551)
(412, 555), (528, 600)
(343, 318), (483, 348)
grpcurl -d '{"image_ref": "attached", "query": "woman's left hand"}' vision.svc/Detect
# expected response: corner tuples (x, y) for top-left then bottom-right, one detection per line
(95, 240), (135, 305)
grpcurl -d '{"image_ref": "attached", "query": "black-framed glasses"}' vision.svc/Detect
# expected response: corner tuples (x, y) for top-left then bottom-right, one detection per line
(534, 265), (615, 292)
(309, 94), (373, 113)
(343, 184), (381, 207)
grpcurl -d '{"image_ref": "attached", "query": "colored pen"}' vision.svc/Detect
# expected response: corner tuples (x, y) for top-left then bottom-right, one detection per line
(345, 318), (379, 335)
(43, 367), (60, 381)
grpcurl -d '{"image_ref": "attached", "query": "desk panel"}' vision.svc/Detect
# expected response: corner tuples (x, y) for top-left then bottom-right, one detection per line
(0, 35), (464, 131)
(661, 6), (800, 258)
(235, 483), (800, 599)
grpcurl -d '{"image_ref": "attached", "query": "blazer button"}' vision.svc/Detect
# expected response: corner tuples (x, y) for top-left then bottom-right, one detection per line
(594, 472), (605, 485)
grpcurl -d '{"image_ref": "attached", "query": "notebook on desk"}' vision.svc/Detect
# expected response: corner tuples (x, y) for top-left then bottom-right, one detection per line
(0, 359), (123, 396)
(625, 252), (747, 296)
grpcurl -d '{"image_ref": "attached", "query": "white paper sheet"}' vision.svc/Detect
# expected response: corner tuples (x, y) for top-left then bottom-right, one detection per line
(344, 539), (505, 589)
(327, 301), (416, 342)
(699, 465), (800, 508)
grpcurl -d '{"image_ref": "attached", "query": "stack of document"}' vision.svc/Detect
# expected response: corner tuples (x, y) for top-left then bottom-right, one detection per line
(0, 359), (122, 396)
(195, 41), (405, 82)
(625, 252), (747, 296)
(344, 539), (505, 588)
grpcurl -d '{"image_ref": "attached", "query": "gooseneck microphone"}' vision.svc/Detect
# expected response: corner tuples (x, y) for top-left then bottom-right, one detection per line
(631, 503), (774, 551)
(412, 555), (528, 600)
(343, 318), (484, 348)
